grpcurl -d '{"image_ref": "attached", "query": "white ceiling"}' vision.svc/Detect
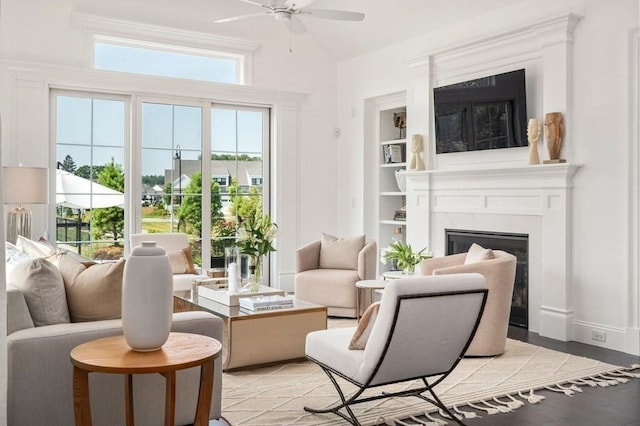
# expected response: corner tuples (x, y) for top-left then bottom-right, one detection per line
(75, 0), (523, 60)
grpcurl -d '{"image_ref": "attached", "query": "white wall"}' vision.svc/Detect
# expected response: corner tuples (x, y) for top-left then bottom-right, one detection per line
(336, 0), (639, 354)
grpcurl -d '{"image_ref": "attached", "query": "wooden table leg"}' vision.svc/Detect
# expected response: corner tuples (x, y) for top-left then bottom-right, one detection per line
(162, 372), (176, 426)
(193, 359), (215, 426)
(124, 374), (134, 426)
(73, 366), (92, 426)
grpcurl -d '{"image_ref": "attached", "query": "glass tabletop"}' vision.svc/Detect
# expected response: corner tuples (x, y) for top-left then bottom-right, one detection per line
(174, 290), (323, 319)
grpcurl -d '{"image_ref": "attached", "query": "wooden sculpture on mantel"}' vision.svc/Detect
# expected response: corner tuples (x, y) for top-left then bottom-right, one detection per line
(527, 118), (541, 165)
(543, 112), (566, 163)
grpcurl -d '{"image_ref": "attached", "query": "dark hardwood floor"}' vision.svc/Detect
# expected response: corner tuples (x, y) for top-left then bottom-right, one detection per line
(459, 326), (640, 426)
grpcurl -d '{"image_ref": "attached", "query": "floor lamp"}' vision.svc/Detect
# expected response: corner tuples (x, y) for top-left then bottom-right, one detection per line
(3, 166), (48, 244)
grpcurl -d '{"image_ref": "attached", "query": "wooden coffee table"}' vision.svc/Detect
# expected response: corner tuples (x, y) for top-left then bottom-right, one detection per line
(174, 290), (327, 371)
(70, 332), (221, 426)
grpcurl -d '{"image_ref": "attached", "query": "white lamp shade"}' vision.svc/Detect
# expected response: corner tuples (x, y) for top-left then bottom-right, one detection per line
(3, 167), (48, 205)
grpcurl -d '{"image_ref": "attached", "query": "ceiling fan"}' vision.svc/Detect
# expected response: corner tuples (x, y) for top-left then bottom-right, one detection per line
(215, 0), (365, 35)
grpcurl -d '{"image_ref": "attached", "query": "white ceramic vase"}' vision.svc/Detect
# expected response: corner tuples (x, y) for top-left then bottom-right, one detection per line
(394, 169), (406, 192)
(122, 241), (173, 352)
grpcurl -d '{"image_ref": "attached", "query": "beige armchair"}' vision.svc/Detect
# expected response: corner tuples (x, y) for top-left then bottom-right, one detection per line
(130, 233), (208, 292)
(420, 247), (517, 356)
(294, 234), (377, 318)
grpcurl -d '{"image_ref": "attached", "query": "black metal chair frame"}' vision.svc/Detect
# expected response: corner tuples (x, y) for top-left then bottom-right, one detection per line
(305, 288), (488, 426)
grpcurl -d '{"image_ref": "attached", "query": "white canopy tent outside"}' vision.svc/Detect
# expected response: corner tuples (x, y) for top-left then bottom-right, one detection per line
(55, 169), (124, 209)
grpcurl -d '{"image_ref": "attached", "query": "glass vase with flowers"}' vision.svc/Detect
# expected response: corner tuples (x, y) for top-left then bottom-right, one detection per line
(235, 212), (278, 292)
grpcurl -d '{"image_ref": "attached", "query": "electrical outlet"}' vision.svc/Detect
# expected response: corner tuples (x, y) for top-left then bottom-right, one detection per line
(591, 329), (606, 342)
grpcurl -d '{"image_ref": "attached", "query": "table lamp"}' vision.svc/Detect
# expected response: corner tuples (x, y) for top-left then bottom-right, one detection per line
(3, 166), (48, 244)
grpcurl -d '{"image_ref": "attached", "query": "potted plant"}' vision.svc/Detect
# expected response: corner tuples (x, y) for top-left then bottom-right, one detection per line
(380, 241), (432, 274)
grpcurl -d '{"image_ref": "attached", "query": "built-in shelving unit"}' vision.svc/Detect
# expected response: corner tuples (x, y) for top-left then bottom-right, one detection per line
(364, 92), (408, 276)
(377, 102), (407, 274)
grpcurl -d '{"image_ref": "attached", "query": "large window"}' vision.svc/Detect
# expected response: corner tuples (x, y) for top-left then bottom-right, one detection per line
(53, 92), (127, 259)
(53, 92), (271, 269)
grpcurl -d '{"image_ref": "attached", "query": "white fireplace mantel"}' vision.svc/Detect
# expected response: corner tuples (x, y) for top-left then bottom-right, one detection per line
(406, 163), (582, 341)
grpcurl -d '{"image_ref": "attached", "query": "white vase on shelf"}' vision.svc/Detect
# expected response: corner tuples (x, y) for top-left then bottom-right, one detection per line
(394, 169), (406, 192)
(122, 241), (173, 352)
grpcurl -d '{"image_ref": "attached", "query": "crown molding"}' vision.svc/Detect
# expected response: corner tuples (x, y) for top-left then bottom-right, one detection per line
(70, 12), (260, 55)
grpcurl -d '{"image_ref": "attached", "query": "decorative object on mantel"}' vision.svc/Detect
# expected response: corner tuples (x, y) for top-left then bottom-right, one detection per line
(527, 118), (541, 165)
(543, 112), (566, 163)
(409, 134), (425, 171)
(380, 240), (432, 275)
(393, 111), (406, 139)
(122, 241), (173, 351)
(394, 168), (406, 192)
(236, 212), (278, 293)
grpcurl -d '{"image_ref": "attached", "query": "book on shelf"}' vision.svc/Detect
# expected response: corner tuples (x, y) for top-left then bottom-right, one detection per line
(394, 210), (407, 221)
(382, 144), (404, 164)
(238, 294), (294, 311)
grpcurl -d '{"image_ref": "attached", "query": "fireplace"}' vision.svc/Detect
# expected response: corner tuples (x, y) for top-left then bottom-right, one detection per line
(446, 229), (528, 328)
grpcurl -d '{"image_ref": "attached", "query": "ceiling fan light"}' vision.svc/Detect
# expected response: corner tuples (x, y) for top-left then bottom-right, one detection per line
(274, 10), (291, 22)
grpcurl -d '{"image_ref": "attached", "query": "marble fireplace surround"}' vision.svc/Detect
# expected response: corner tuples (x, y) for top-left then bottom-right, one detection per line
(405, 164), (582, 341)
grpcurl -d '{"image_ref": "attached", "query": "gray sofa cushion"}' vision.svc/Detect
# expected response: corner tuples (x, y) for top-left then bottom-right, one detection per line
(9, 257), (70, 326)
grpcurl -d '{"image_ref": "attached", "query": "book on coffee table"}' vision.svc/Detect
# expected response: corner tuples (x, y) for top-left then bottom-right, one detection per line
(239, 294), (294, 311)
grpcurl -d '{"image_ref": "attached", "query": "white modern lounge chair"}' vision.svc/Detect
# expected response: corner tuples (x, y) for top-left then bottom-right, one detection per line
(304, 273), (488, 425)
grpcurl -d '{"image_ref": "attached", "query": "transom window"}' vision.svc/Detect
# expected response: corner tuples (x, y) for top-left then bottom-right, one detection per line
(94, 38), (243, 84)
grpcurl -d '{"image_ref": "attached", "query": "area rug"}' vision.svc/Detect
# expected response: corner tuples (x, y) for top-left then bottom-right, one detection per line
(221, 338), (640, 425)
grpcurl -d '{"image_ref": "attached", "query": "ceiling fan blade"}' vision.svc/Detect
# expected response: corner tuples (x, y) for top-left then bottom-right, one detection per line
(235, 0), (288, 7)
(234, 0), (274, 7)
(285, 15), (306, 35)
(215, 12), (271, 23)
(299, 8), (365, 21)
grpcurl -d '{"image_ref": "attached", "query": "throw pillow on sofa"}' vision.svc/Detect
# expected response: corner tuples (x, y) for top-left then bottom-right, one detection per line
(58, 254), (125, 322)
(167, 247), (197, 274)
(16, 235), (57, 261)
(319, 233), (365, 270)
(9, 257), (70, 326)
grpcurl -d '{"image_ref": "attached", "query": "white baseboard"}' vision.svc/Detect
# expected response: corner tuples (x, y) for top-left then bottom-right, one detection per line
(572, 320), (630, 354)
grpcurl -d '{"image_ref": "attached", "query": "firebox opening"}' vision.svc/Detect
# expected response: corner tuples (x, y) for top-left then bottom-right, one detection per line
(445, 229), (528, 329)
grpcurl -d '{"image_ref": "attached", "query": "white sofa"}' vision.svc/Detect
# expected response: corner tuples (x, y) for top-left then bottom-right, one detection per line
(7, 285), (225, 425)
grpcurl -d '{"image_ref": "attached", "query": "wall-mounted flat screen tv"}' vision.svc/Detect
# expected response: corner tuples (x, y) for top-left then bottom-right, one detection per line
(433, 69), (528, 154)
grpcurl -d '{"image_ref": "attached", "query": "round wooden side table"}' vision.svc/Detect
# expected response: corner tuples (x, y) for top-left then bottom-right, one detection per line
(70, 332), (222, 426)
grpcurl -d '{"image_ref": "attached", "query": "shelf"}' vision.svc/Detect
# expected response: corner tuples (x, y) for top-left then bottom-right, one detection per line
(380, 220), (407, 226)
(380, 138), (406, 146)
(381, 162), (406, 168)
(380, 191), (406, 196)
